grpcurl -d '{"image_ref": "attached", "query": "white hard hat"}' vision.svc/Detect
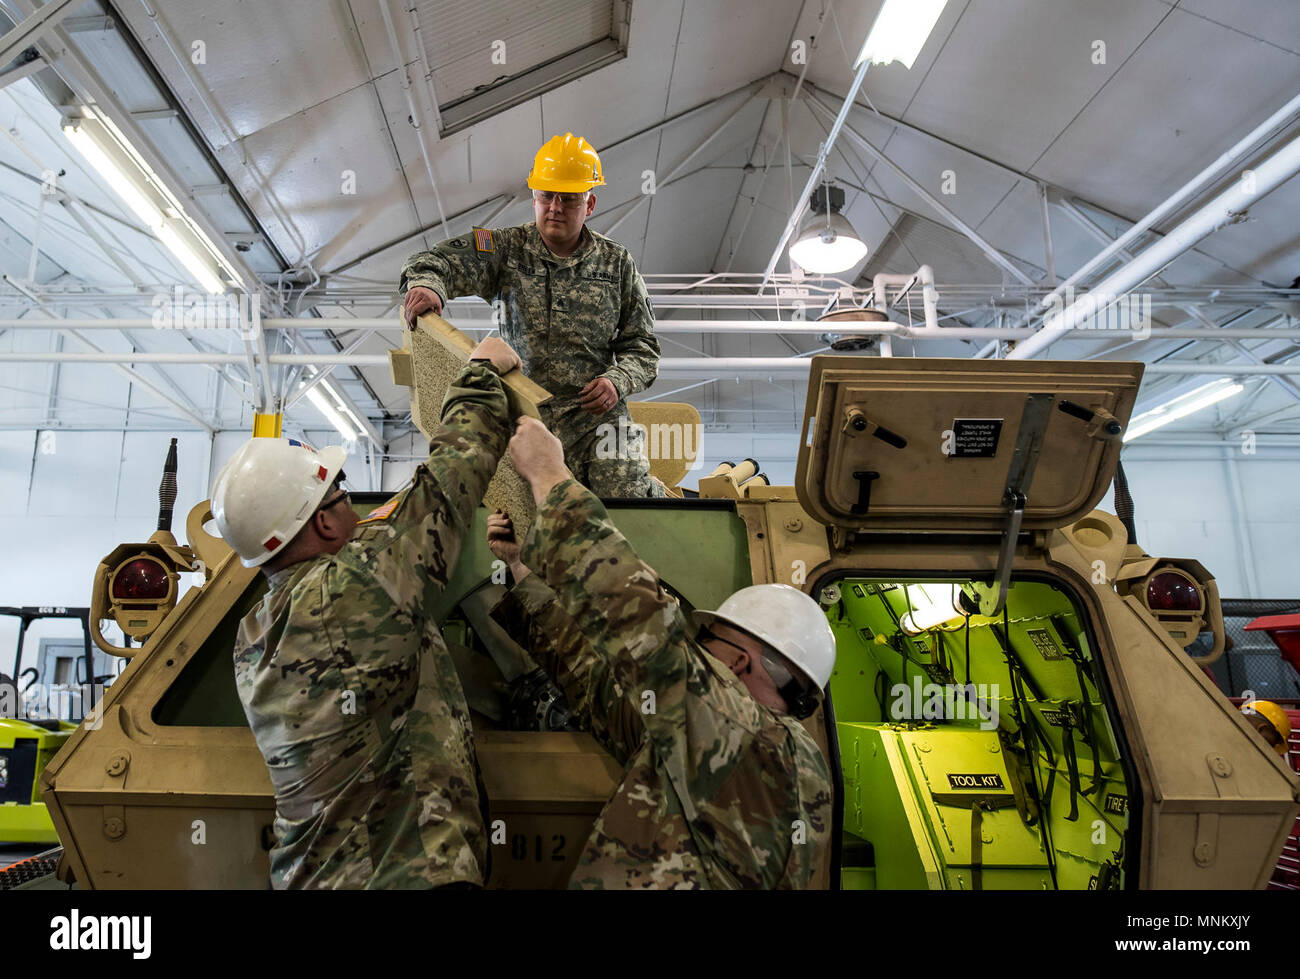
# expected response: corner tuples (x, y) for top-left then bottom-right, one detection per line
(692, 583), (837, 704)
(211, 437), (348, 568)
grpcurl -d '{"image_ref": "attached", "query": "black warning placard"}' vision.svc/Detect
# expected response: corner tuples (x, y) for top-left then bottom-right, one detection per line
(1027, 628), (1064, 660)
(950, 418), (1004, 457)
(947, 773), (1005, 790)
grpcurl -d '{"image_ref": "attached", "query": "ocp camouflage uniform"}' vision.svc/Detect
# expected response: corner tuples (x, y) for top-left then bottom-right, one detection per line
(233, 362), (509, 889)
(491, 480), (832, 888)
(399, 223), (665, 498)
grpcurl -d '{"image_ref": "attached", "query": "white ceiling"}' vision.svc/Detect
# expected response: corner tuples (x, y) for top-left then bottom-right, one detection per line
(0, 0), (1298, 448)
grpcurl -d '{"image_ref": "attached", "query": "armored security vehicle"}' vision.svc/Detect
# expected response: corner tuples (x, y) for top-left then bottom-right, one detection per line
(28, 318), (1300, 889)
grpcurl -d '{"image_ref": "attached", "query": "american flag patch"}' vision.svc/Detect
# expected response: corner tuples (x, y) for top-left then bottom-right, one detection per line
(358, 497), (400, 524)
(473, 227), (494, 253)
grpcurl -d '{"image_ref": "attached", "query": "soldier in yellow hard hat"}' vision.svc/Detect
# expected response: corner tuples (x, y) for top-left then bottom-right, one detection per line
(1241, 700), (1292, 757)
(400, 132), (665, 498)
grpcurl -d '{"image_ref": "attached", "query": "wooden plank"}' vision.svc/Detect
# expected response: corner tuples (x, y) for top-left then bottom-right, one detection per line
(413, 312), (552, 418)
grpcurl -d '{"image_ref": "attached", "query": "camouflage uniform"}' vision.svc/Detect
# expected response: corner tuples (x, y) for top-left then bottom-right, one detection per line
(491, 480), (832, 888)
(399, 223), (665, 498)
(233, 362), (509, 889)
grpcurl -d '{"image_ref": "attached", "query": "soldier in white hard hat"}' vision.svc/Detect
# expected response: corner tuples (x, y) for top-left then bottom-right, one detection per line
(484, 416), (835, 889)
(209, 338), (521, 889)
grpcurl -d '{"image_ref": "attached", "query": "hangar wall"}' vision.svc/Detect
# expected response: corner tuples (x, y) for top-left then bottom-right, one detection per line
(2, 425), (1298, 678)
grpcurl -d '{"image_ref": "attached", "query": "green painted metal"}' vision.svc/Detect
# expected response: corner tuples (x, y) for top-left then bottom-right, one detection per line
(828, 575), (1131, 890)
(0, 718), (74, 843)
(153, 501), (752, 729)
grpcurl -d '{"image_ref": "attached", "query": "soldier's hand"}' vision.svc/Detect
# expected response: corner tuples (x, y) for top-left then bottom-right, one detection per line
(578, 376), (618, 415)
(403, 286), (443, 328)
(486, 509), (527, 578)
(470, 337), (522, 375)
(510, 417), (571, 503)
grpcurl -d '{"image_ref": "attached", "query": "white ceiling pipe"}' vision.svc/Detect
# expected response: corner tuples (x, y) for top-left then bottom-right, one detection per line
(378, 0), (450, 239)
(872, 267), (939, 331)
(1010, 133), (1300, 361)
(6, 317), (1300, 343)
(7, 354), (1300, 381)
(1046, 91), (1300, 307)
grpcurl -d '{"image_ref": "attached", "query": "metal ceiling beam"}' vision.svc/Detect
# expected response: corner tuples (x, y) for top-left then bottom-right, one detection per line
(3, 273), (214, 431)
(761, 59), (872, 287)
(12, 0), (263, 290)
(379, 0), (449, 239)
(326, 194), (514, 276)
(599, 86), (762, 239)
(1222, 338), (1300, 407)
(1048, 90), (1300, 304)
(0, 51), (44, 89)
(0, 0), (77, 64)
(9, 353), (1300, 381)
(7, 316), (1300, 341)
(1010, 133), (1300, 360)
(807, 93), (1035, 287)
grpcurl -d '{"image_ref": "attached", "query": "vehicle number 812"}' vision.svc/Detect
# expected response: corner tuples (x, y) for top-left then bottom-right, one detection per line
(510, 833), (566, 862)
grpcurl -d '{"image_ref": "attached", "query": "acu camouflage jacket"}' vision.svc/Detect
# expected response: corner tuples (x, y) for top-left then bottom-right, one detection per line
(494, 480), (833, 889)
(399, 223), (659, 402)
(233, 362), (508, 889)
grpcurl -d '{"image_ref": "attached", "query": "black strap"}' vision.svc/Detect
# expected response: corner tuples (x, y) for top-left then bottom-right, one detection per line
(1059, 704), (1081, 822)
(1052, 615), (1103, 796)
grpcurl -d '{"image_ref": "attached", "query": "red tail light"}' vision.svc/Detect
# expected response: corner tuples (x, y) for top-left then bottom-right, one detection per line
(111, 557), (171, 600)
(1146, 570), (1202, 612)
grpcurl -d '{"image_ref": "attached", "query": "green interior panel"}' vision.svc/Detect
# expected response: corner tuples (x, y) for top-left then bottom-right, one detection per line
(433, 501), (752, 621)
(152, 501), (751, 728)
(827, 575), (1130, 890)
(152, 575), (267, 727)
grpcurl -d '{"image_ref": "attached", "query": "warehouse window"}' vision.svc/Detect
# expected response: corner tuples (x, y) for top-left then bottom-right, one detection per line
(417, 0), (631, 135)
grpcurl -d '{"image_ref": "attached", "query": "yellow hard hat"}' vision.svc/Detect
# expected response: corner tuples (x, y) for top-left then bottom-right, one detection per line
(527, 132), (606, 193)
(1242, 700), (1292, 755)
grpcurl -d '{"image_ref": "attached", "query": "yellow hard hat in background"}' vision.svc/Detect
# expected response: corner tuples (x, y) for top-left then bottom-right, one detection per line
(527, 132), (606, 193)
(1242, 700), (1292, 756)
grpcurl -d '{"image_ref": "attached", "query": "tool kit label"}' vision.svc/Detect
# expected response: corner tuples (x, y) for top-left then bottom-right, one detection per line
(1105, 793), (1128, 815)
(947, 773), (1005, 789)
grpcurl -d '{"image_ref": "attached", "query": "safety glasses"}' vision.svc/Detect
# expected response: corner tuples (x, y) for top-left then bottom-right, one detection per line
(315, 471), (350, 514)
(532, 190), (588, 209)
(698, 627), (820, 720)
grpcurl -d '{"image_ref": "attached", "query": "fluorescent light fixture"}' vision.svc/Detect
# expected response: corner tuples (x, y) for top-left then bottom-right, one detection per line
(62, 122), (163, 229)
(158, 225), (225, 295)
(303, 381), (357, 443)
(62, 113), (229, 294)
(1123, 379), (1245, 443)
(899, 584), (966, 635)
(855, 0), (949, 69)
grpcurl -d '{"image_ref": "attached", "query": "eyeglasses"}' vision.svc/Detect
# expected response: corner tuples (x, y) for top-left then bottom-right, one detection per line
(532, 190), (588, 209)
(698, 627), (820, 720)
(316, 472), (350, 514)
